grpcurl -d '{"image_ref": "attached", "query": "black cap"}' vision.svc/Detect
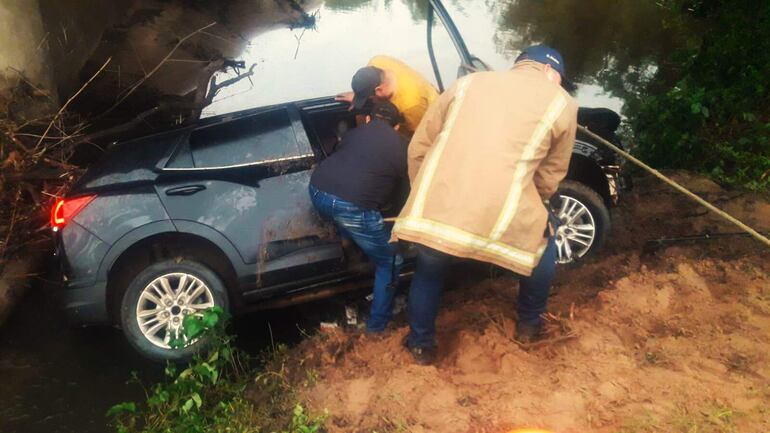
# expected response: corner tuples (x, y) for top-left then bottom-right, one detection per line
(516, 45), (576, 92)
(370, 101), (402, 127)
(351, 66), (384, 109)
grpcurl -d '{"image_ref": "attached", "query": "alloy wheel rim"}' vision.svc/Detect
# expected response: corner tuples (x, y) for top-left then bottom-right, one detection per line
(135, 272), (215, 349)
(554, 195), (596, 264)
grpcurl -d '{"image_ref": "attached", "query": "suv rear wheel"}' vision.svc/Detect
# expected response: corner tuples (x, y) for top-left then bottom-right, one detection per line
(120, 259), (229, 362)
(552, 180), (611, 264)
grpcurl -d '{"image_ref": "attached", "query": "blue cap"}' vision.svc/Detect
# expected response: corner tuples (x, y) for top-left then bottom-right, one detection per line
(516, 45), (574, 90)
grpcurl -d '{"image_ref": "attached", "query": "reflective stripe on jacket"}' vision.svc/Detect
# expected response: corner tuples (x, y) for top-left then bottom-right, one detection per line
(392, 61), (578, 276)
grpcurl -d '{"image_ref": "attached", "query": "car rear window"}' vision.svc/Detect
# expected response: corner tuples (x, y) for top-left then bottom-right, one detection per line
(185, 109), (303, 168)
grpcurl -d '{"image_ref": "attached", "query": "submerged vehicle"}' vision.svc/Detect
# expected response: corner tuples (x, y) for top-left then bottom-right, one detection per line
(54, 0), (627, 360)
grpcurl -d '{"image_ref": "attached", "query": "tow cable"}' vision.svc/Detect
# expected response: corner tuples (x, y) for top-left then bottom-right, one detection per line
(578, 125), (770, 250)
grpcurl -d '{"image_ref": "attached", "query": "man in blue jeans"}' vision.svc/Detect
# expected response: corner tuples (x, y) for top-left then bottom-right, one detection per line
(309, 101), (408, 333)
(391, 45), (578, 364)
(405, 221), (558, 361)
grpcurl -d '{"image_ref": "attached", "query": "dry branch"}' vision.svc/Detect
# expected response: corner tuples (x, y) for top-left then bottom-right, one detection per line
(33, 57), (112, 153)
(102, 22), (217, 117)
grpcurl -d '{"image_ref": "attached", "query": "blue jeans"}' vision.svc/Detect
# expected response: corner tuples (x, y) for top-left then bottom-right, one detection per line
(406, 236), (558, 349)
(309, 185), (403, 332)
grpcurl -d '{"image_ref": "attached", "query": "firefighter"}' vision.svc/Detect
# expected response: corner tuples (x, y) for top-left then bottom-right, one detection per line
(393, 45), (578, 364)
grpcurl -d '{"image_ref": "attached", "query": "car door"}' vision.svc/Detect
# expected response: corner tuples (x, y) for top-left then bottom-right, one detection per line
(426, 0), (491, 91)
(156, 105), (346, 294)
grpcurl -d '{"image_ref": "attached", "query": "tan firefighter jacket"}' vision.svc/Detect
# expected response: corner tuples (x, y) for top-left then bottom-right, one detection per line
(392, 60), (578, 276)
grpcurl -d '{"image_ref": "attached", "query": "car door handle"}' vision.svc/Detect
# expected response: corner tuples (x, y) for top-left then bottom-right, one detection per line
(165, 185), (206, 196)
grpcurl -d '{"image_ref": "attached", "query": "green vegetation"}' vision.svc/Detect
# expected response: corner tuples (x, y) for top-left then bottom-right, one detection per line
(627, 0), (770, 190)
(498, 0), (770, 191)
(107, 307), (326, 433)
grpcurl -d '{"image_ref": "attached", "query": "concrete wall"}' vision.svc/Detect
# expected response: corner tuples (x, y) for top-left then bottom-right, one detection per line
(0, 0), (130, 104)
(0, 0), (54, 99)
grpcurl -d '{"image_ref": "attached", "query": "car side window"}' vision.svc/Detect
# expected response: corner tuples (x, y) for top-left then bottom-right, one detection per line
(170, 109), (307, 169)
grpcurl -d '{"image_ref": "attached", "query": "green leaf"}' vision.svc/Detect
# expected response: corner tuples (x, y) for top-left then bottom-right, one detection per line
(690, 102), (702, 114)
(202, 310), (219, 328)
(181, 398), (195, 414)
(193, 362), (217, 382)
(183, 317), (205, 339)
(211, 369), (219, 385)
(191, 392), (202, 409)
(164, 363), (177, 378)
(106, 402), (136, 418)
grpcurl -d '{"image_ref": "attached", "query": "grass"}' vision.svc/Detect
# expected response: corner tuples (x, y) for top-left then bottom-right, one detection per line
(619, 402), (739, 433)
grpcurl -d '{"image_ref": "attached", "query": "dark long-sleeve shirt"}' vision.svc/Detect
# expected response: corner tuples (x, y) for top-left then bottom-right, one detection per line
(310, 119), (408, 211)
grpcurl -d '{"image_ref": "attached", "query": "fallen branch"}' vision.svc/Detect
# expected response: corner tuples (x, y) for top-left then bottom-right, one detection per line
(33, 57), (112, 153)
(0, 194), (20, 261)
(196, 62), (256, 115)
(102, 22), (217, 117)
(71, 105), (160, 147)
(60, 59), (255, 148)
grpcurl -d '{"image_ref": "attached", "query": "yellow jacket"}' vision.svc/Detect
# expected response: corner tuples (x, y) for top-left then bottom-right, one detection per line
(368, 55), (438, 134)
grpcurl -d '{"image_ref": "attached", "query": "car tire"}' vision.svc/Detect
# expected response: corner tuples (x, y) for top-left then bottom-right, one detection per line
(552, 180), (611, 264)
(120, 259), (229, 362)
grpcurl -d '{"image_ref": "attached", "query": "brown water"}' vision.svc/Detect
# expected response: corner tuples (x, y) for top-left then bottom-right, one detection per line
(0, 257), (355, 433)
(72, 0), (683, 122)
(1, 1), (683, 432)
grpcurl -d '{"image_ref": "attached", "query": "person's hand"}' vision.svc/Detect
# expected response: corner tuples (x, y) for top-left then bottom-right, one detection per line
(335, 91), (354, 110)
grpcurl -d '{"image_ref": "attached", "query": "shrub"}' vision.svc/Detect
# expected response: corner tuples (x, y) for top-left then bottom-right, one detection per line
(107, 307), (326, 433)
(628, 0), (770, 190)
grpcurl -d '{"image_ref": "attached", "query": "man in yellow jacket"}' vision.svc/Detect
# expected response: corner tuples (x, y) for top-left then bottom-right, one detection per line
(393, 45), (578, 364)
(337, 55), (439, 135)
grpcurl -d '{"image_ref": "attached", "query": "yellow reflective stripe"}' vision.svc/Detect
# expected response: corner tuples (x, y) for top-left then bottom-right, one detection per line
(395, 216), (540, 268)
(410, 75), (474, 218)
(490, 93), (567, 241)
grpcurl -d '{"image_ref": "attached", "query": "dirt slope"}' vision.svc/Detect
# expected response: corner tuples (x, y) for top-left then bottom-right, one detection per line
(277, 172), (770, 433)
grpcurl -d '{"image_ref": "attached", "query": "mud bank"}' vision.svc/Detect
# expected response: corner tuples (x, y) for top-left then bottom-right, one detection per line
(263, 172), (770, 433)
(0, 252), (45, 327)
(0, 259), (32, 327)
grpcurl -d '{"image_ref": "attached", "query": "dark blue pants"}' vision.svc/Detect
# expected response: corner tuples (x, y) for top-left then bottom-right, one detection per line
(309, 185), (403, 332)
(406, 236), (558, 349)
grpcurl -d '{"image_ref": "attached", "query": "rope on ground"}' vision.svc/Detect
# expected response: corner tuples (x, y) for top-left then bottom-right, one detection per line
(577, 125), (770, 249)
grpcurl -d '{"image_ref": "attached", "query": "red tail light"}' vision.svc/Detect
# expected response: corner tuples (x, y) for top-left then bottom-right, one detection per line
(51, 195), (96, 232)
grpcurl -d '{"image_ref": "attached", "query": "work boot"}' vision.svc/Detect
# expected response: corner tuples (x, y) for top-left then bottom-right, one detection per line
(402, 336), (436, 365)
(515, 322), (543, 344)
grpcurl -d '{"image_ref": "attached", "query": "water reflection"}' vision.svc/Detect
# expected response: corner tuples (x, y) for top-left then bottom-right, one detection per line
(494, 0), (687, 102)
(74, 0), (682, 122)
(76, 0), (320, 115)
(205, 0), (664, 117)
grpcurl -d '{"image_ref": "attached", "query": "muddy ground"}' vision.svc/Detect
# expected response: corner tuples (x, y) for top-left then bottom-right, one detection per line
(267, 172), (770, 433)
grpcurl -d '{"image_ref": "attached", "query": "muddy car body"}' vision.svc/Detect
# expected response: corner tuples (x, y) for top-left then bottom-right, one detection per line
(54, 0), (627, 360)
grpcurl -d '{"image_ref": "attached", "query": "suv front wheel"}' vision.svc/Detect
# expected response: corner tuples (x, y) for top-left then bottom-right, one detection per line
(552, 180), (611, 264)
(120, 260), (229, 362)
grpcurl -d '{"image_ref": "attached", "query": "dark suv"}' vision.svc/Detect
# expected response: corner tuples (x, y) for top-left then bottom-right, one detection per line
(54, 0), (626, 361)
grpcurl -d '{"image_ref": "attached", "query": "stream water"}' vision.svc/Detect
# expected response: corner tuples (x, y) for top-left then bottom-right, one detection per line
(0, 1), (681, 432)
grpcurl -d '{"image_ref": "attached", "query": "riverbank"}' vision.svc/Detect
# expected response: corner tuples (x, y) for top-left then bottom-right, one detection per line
(265, 171), (770, 433)
(85, 171), (770, 433)
(0, 255), (37, 327)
